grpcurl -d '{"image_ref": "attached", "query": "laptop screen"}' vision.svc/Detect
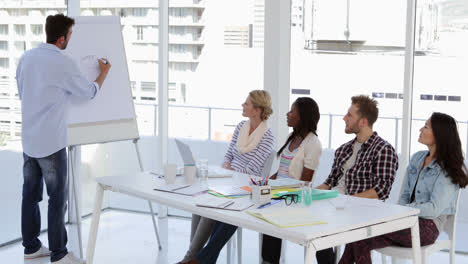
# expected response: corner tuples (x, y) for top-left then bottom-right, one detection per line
(174, 139), (196, 165)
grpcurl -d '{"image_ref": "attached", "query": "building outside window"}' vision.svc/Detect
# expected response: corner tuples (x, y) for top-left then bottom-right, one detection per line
(136, 26), (144, 41)
(13, 24), (26, 36)
(30, 24), (43, 35)
(0, 41), (8, 51)
(0, 25), (8, 35)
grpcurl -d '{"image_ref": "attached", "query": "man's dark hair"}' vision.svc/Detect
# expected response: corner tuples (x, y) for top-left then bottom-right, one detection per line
(45, 14), (75, 44)
(351, 95), (379, 127)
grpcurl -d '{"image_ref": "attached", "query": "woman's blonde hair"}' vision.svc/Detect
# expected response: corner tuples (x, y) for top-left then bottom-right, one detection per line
(249, 90), (273, 121)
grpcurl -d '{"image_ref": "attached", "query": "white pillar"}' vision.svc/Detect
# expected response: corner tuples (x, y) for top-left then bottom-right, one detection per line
(158, 0), (169, 169)
(67, 0), (80, 16)
(399, 0), (417, 197)
(264, 0), (291, 148)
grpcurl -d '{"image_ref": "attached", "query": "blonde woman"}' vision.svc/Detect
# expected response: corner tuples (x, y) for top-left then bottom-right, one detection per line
(178, 90), (275, 264)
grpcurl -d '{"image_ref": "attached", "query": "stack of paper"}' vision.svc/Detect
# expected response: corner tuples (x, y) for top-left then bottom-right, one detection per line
(268, 178), (302, 189)
(247, 208), (326, 228)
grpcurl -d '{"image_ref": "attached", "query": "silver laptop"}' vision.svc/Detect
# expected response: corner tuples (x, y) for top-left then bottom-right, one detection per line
(174, 139), (233, 178)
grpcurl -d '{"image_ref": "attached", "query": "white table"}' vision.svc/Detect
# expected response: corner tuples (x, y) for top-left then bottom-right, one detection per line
(86, 172), (422, 264)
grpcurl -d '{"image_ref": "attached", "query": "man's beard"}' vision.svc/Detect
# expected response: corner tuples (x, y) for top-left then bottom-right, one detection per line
(345, 123), (360, 134)
(61, 38), (69, 50)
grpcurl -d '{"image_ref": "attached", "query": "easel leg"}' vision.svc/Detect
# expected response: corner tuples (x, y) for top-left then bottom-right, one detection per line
(133, 139), (162, 250)
(69, 146), (84, 258)
(86, 183), (105, 264)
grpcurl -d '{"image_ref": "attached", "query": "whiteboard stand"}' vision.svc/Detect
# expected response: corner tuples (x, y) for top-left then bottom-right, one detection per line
(68, 145), (84, 259)
(68, 139), (162, 259)
(63, 15), (163, 257)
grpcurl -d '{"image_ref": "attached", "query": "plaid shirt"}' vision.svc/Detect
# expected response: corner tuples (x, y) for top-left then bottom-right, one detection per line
(324, 132), (398, 200)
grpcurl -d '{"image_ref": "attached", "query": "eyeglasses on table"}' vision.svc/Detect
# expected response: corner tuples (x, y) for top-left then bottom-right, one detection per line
(272, 193), (299, 206)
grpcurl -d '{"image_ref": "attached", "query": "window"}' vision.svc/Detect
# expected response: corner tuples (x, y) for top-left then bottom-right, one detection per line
(14, 24), (26, 36)
(411, 1), (468, 156)
(0, 58), (9, 69)
(448, 96), (461, 102)
(0, 41), (8, 50)
(136, 26), (144, 41)
(434, 95), (447, 101)
(30, 24), (43, 35)
(290, 0), (406, 154)
(14, 41), (26, 52)
(168, 0), (264, 141)
(385, 93), (398, 99)
(420, 94), (433, 101)
(133, 8), (148, 17)
(0, 25), (8, 35)
(141, 81), (156, 92)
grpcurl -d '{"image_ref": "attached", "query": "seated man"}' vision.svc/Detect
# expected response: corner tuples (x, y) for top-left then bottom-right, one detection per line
(315, 95), (399, 264)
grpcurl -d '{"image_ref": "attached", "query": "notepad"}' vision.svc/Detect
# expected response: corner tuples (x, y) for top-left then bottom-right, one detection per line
(268, 178), (302, 189)
(174, 185), (209, 196)
(154, 183), (191, 192)
(247, 208), (327, 228)
(209, 186), (250, 196)
(196, 196), (254, 211)
(153, 184), (208, 196)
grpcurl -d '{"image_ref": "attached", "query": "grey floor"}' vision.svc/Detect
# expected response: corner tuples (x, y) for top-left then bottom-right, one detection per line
(1, 210), (467, 264)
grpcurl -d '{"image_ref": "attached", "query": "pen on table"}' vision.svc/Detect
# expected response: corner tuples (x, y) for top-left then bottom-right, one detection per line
(257, 199), (281, 209)
(149, 171), (163, 178)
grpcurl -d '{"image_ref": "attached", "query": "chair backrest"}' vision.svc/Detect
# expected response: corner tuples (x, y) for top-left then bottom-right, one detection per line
(260, 151), (276, 179)
(444, 190), (461, 247)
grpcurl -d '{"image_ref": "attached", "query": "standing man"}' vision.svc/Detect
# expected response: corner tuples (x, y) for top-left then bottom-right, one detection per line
(16, 14), (111, 264)
(315, 95), (399, 263)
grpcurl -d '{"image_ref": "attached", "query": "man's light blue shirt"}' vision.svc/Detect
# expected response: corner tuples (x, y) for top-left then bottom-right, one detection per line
(16, 43), (99, 158)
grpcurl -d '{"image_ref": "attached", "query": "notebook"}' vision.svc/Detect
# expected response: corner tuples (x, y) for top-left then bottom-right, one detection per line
(209, 185), (250, 196)
(154, 183), (190, 192)
(247, 208), (327, 228)
(154, 184), (208, 196)
(268, 178), (302, 189)
(195, 196), (254, 211)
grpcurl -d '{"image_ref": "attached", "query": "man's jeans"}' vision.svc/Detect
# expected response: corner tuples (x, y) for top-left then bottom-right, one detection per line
(22, 148), (68, 262)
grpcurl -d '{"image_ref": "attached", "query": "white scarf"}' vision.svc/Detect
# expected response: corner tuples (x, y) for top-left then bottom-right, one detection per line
(236, 120), (268, 154)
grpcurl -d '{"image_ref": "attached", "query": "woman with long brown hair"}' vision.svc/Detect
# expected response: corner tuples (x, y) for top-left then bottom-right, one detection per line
(339, 112), (468, 264)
